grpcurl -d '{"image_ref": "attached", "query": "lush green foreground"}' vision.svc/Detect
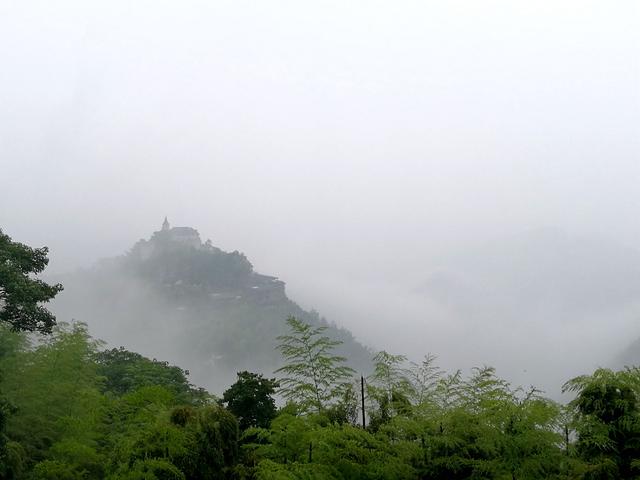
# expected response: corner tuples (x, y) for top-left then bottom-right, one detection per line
(1, 320), (639, 480)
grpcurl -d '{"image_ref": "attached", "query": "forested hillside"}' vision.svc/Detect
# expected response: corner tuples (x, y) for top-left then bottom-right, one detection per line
(4, 228), (640, 479)
(50, 221), (372, 390)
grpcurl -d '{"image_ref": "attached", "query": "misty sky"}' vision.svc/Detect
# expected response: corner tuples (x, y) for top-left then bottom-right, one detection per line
(1, 1), (639, 393)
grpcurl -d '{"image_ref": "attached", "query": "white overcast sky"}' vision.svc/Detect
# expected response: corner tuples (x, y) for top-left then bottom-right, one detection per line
(1, 0), (638, 265)
(1, 1), (639, 388)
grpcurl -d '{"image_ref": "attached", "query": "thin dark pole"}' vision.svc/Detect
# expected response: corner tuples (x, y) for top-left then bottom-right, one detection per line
(361, 374), (366, 429)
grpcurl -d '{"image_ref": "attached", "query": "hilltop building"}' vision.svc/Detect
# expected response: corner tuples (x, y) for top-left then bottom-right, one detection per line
(157, 217), (202, 248)
(128, 218), (287, 303)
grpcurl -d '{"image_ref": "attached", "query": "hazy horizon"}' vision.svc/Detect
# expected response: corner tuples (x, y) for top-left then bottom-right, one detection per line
(2, 0), (639, 396)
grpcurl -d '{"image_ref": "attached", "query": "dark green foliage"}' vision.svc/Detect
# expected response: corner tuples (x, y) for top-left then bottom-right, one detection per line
(0, 327), (25, 479)
(0, 321), (234, 480)
(249, 415), (417, 479)
(0, 440), (25, 479)
(169, 406), (195, 427)
(29, 460), (85, 480)
(223, 371), (279, 430)
(0, 229), (62, 333)
(0, 317), (632, 480)
(114, 459), (186, 480)
(0, 228), (63, 476)
(564, 368), (640, 479)
(95, 347), (209, 404)
(112, 400), (240, 480)
(186, 406), (239, 479)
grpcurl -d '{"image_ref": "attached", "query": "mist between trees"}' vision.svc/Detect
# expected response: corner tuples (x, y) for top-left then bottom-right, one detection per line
(2, 317), (640, 479)
(3, 230), (640, 480)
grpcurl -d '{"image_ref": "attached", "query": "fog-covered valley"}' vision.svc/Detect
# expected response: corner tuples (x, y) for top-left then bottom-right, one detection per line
(45, 221), (640, 399)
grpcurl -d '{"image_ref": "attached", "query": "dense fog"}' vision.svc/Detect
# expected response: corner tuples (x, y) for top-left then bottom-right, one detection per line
(1, 1), (639, 397)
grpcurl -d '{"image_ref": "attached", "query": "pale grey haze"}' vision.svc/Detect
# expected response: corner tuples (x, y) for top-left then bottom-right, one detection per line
(1, 1), (639, 395)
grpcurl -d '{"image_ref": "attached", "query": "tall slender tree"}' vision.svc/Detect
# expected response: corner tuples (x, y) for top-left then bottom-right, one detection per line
(275, 317), (355, 414)
(0, 229), (63, 475)
(367, 351), (414, 428)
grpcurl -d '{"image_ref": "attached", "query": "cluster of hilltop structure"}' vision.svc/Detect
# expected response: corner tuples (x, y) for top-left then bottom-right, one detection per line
(132, 217), (203, 257)
(159, 216), (202, 248)
(128, 218), (287, 305)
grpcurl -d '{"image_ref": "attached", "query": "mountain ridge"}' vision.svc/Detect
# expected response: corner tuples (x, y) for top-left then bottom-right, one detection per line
(50, 220), (373, 393)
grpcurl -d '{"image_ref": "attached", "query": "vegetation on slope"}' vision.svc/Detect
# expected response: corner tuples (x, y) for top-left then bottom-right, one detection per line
(3, 228), (640, 479)
(50, 225), (372, 389)
(2, 319), (640, 479)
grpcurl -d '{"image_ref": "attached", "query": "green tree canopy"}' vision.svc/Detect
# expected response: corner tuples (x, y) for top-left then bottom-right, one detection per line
(95, 347), (210, 404)
(564, 368), (640, 479)
(0, 229), (62, 333)
(223, 371), (279, 430)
